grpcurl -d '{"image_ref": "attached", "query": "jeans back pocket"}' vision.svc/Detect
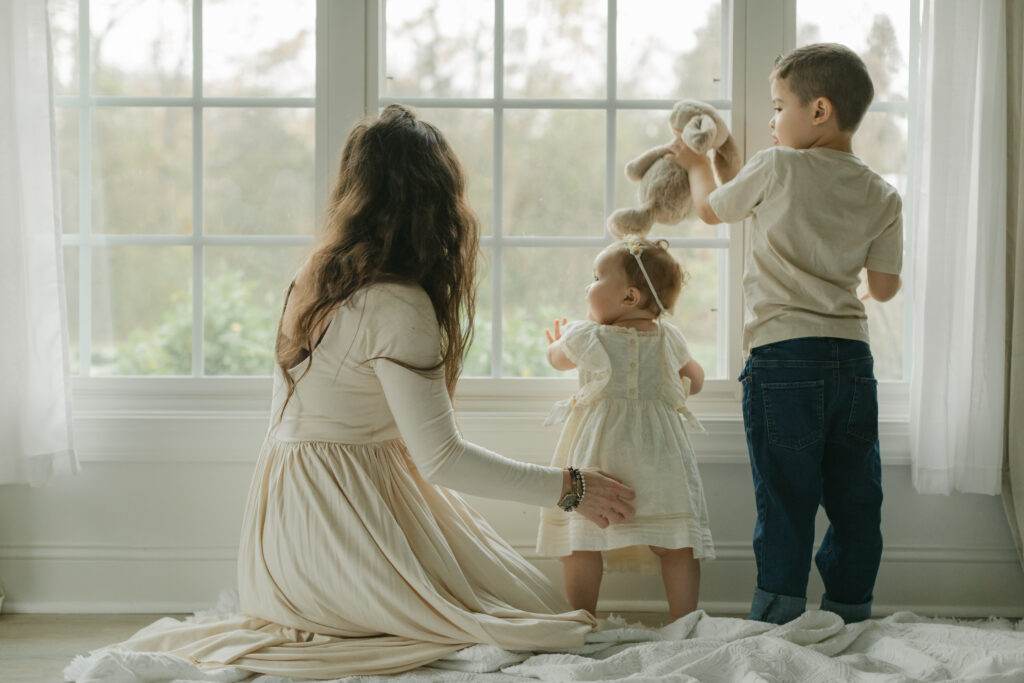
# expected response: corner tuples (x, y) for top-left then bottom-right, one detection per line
(762, 380), (825, 450)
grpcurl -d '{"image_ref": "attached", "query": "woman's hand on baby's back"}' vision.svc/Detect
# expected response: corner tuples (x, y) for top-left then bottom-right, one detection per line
(576, 468), (636, 528)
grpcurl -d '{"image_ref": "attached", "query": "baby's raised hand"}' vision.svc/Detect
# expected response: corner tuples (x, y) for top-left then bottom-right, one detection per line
(545, 317), (569, 344)
(545, 318), (576, 371)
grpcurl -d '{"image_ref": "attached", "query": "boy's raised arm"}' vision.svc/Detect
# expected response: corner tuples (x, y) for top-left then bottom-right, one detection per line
(665, 140), (722, 226)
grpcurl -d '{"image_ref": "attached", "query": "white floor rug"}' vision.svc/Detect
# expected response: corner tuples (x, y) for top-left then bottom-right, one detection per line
(65, 594), (1024, 683)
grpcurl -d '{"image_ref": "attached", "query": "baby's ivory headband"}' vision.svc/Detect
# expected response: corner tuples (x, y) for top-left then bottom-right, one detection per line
(621, 235), (667, 314)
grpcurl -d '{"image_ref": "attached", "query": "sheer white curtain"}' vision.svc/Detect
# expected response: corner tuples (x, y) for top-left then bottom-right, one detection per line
(909, 0), (1007, 494)
(1002, 0), (1024, 568)
(0, 0), (79, 493)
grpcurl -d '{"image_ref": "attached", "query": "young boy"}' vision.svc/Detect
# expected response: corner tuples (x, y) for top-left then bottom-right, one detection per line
(669, 43), (903, 624)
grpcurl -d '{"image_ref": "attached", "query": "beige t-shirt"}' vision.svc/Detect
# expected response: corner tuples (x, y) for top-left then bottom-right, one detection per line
(709, 146), (903, 354)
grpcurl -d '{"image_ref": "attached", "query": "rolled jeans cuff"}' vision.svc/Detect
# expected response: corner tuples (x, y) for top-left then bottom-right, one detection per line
(821, 594), (873, 623)
(749, 587), (806, 624)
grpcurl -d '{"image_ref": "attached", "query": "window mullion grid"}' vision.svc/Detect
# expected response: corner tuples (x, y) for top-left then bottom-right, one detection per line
(727, 0), (750, 384)
(721, 0), (732, 105)
(192, 0), (204, 377)
(61, 234), (317, 247)
(479, 236), (728, 249)
(717, 0), (733, 380)
(492, 0), (504, 378)
(716, 247), (729, 378)
(604, 0), (616, 233)
(783, 0), (796, 53)
(383, 97), (730, 111)
(78, 0), (92, 377)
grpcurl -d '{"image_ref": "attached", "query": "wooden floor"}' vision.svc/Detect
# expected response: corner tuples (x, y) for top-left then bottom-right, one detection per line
(0, 613), (177, 683)
(0, 611), (670, 682)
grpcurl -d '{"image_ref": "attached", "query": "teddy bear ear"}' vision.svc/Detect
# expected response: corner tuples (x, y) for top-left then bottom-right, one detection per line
(669, 100), (698, 128)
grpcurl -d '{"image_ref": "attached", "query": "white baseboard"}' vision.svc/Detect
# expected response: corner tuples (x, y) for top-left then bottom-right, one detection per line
(2, 542), (1021, 617)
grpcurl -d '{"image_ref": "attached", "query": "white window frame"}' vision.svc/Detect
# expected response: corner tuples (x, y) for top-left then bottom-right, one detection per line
(367, 0), (740, 414)
(57, 0), (317, 380)
(70, 0), (913, 425)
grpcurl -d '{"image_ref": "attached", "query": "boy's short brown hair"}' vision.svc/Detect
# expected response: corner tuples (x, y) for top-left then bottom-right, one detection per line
(772, 43), (874, 132)
(611, 238), (687, 316)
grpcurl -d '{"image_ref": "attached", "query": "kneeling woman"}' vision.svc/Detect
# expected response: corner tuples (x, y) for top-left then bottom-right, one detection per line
(100, 105), (636, 680)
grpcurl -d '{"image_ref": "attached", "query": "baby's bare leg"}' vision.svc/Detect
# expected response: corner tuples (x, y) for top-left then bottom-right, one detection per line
(562, 551), (603, 615)
(650, 546), (699, 620)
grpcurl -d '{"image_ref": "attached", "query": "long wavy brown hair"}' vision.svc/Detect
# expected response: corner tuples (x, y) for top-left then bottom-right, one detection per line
(275, 104), (479, 413)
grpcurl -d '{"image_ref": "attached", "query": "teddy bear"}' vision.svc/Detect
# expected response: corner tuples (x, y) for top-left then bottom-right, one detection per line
(607, 99), (742, 238)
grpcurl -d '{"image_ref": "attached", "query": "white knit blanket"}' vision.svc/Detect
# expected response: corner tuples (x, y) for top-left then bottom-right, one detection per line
(66, 605), (1024, 683)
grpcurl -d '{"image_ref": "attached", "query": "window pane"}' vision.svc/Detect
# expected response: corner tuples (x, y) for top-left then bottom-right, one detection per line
(56, 107), (79, 233)
(49, 0), (78, 96)
(615, 109), (733, 239)
(91, 0), (192, 97)
(865, 290), (904, 381)
(203, 0), (315, 97)
(204, 246), (307, 376)
(92, 107), (192, 234)
(618, 0), (724, 101)
(385, 0), (494, 99)
(857, 111), (908, 195)
(91, 246), (192, 375)
(204, 108), (314, 235)
(504, 0), (606, 99)
(464, 254), (493, 377)
(501, 247), (594, 378)
(670, 247), (721, 379)
(415, 108), (494, 235)
(858, 114), (907, 382)
(503, 109), (604, 236)
(797, 0), (911, 101)
(64, 247), (79, 375)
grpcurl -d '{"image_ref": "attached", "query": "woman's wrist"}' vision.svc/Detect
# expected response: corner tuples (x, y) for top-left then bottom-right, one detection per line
(560, 468), (572, 499)
(556, 467), (585, 512)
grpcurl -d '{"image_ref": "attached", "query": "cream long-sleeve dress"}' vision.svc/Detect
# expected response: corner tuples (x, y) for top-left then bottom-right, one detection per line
(105, 282), (596, 679)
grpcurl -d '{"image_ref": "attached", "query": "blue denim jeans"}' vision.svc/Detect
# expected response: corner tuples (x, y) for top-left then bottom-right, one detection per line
(740, 337), (883, 625)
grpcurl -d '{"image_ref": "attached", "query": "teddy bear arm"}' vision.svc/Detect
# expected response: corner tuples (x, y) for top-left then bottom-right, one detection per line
(625, 145), (673, 181)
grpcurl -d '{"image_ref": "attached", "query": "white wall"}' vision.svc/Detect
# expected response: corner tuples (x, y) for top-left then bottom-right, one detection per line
(2, 401), (1021, 617)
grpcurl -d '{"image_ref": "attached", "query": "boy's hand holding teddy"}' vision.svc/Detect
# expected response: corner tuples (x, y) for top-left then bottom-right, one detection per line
(608, 99), (741, 238)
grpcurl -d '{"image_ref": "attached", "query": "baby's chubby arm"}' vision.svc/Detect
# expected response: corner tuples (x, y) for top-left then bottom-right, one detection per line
(665, 138), (722, 225)
(545, 317), (577, 371)
(679, 359), (705, 396)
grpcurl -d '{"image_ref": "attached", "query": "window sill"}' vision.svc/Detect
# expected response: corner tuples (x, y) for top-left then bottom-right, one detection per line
(70, 375), (910, 418)
(70, 376), (910, 466)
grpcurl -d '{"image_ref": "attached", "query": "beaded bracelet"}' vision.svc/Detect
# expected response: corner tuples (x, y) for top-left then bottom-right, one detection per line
(573, 467), (586, 508)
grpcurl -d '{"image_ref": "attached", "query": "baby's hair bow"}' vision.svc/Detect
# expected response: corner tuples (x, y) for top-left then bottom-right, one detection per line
(622, 234), (645, 256)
